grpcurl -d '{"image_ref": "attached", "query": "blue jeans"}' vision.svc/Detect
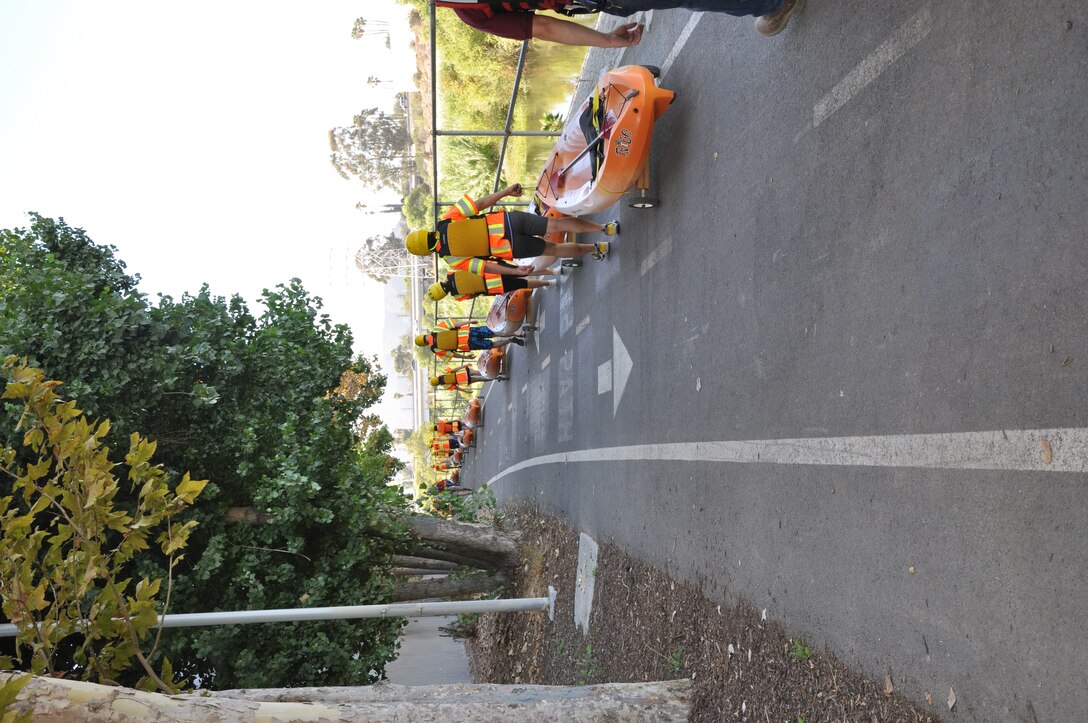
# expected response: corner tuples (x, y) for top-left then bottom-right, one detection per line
(603, 0), (782, 17)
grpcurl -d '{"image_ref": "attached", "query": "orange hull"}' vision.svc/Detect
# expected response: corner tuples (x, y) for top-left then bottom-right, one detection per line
(486, 288), (532, 334)
(464, 399), (482, 429)
(532, 65), (675, 217)
(477, 347), (505, 378)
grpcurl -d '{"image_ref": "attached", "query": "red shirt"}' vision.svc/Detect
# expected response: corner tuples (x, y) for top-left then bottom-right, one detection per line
(454, 9), (534, 41)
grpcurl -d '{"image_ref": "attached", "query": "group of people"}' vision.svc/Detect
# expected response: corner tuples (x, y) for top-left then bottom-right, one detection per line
(414, 0), (806, 488)
(409, 183), (620, 389)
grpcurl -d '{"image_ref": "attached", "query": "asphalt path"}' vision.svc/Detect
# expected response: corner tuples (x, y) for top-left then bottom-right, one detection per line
(461, 3), (1088, 720)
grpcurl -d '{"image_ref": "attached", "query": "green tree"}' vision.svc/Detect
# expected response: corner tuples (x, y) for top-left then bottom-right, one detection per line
(391, 334), (415, 377)
(329, 108), (411, 192)
(541, 112), (565, 132)
(0, 358), (206, 693)
(0, 215), (408, 689)
(401, 183), (434, 229)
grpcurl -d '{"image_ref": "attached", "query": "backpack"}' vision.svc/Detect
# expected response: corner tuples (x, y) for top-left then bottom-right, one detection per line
(436, 0), (603, 18)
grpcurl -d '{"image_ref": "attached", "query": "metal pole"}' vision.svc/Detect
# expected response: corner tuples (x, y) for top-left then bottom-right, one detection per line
(0, 588), (558, 638)
(493, 41), (529, 193)
(434, 129), (559, 137)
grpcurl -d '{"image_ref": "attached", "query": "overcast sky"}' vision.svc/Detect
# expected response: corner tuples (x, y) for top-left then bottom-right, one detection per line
(0, 0), (416, 425)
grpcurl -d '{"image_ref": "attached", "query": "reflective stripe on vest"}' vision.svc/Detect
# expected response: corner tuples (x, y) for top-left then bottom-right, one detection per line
(485, 275), (504, 294)
(487, 217), (511, 257)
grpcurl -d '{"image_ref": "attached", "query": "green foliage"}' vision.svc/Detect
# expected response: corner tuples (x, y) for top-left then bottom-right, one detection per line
(0, 672), (32, 723)
(391, 335), (415, 377)
(575, 643), (600, 685)
(0, 216), (410, 689)
(790, 639), (814, 662)
(329, 108), (411, 192)
(541, 112), (565, 132)
(396, 0), (587, 196)
(437, 612), (479, 640)
(402, 183), (434, 229)
(667, 646), (684, 674)
(0, 359), (206, 693)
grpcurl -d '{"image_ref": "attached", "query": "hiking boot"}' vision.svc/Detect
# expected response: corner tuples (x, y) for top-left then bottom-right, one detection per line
(592, 241), (610, 260)
(602, 220), (621, 236)
(511, 336), (525, 346)
(755, 0), (804, 36)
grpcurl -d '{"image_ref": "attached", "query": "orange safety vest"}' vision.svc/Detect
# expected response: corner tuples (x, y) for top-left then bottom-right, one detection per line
(437, 196), (512, 260)
(440, 366), (473, 388)
(436, 420), (462, 434)
(430, 323), (471, 351)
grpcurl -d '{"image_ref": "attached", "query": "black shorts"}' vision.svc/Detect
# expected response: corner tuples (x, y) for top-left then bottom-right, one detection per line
(499, 275), (529, 293)
(505, 211), (548, 257)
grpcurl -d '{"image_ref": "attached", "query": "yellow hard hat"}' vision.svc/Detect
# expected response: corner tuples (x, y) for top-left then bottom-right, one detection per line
(414, 334), (428, 346)
(426, 283), (448, 302)
(429, 377), (441, 387)
(406, 230), (435, 256)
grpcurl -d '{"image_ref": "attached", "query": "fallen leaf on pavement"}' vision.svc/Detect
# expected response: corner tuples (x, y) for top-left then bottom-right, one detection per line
(925, 691), (933, 705)
(1040, 438), (1053, 464)
(1060, 357), (1072, 367)
(884, 672), (894, 697)
(948, 687), (957, 710)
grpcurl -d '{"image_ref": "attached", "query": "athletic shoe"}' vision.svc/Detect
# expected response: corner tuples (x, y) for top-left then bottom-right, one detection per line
(602, 220), (621, 236)
(593, 241), (610, 260)
(755, 0), (805, 36)
(512, 336), (525, 346)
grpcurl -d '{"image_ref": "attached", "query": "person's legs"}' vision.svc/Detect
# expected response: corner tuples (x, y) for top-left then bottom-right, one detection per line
(605, 0), (782, 16)
(546, 215), (612, 235)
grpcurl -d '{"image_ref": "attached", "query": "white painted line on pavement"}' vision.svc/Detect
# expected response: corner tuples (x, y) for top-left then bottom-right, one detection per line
(813, 6), (932, 128)
(488, 428), (1088, 487)
(577, 314), (592, 335)
(661, 12), (704, 78)
(612, 327), (633, 417)
(641, 237), (673, 277)
(574, 533), (599, 635)
(541, 355), (551, 371)
(597, 361), (613, 395)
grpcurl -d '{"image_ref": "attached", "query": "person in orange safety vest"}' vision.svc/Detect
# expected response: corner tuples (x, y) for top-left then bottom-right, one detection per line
(405, 183), (616, 273)
(430, 365), (503, 389)
(416, 319), (524, 362)
(426, 265), (553, 303)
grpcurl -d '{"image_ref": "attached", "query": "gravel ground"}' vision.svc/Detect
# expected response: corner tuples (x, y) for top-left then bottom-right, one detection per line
(469, 506), (945, 722)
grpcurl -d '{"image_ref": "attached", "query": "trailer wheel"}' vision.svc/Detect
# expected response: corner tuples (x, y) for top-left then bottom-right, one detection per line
(629, 196), (658, 209)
